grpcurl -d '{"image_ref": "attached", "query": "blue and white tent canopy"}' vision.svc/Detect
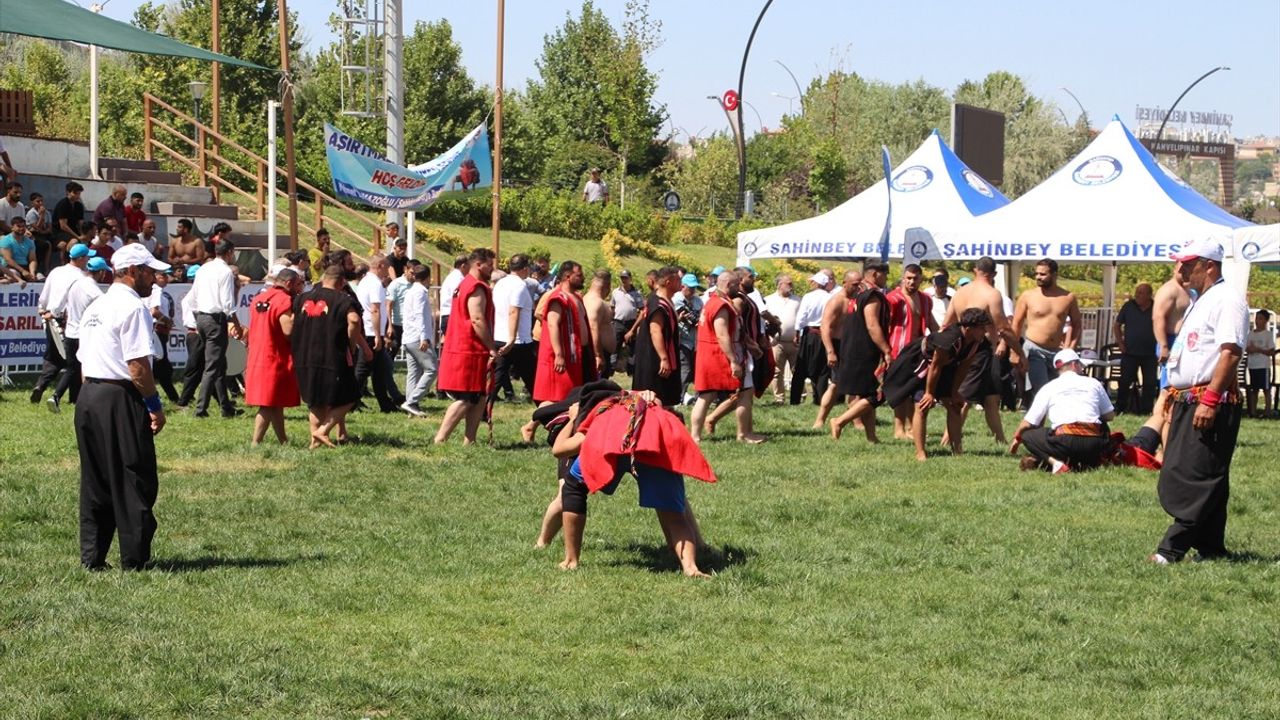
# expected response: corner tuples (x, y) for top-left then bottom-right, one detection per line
(905, 117), (1254, 265)
(1233, 223), (1280, 264)
(735, 130), (1008, 265)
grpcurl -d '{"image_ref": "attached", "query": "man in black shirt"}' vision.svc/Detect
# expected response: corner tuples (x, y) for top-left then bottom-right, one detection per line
(1112, 283), (1157, 413)
(51, 181), (86, 264)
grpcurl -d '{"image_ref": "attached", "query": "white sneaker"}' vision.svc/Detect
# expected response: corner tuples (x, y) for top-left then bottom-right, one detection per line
(400, 402), (425, 417)
(1147, 553), (1172, 565)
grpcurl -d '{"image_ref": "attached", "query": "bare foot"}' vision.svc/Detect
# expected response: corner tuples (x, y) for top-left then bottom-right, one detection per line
(558, 559), (579, 570)
(812, 419), (824, 429)
(738, 433), (767, 444)
(894, 431), (911, 441)
(691, 435), (702, 445)
(521, 422), (536, 443)
(704, 418), (717, 436)
(915, 451), (928, 462)
(830, 418), (844, 440)
(865, 435), (880, 445)
(461, 438), (474, 446)
(311, 431), (336, 448)
(683, 567), (711, 578)
(534, 539), (548, 549)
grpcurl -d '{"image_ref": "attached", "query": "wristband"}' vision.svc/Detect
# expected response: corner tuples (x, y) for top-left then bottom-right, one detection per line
(1200, 389), (1222, 408)
(143, 393), (163, 413)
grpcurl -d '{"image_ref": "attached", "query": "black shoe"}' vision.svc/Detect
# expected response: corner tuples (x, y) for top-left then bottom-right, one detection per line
(175, 401), (189, 409)
(221, 408), (244, 418)
(194, 410), (210, 418)
(84, 562), (113, 572)
(30, 387), (43, 403)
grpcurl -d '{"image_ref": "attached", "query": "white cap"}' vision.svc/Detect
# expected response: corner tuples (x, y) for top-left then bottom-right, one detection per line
(1053, 348), (1091, 368)
(112, 243), (172, 272)
(809, 272), (830, 285)
(1170, 237), (1225, 263)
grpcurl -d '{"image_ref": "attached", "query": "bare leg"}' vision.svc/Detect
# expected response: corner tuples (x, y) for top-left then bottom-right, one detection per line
(982, 394), (1006, 444)
(813, 384), (839, 428)
(462, 400), (485, 444)
(684, 502), (706, 550)
(706, 393), (737, 435)
(331, 403), (354, 443)
(559, 510), (585, 570)
(536, 479), (565, 548)
(269, 407), (288, 444)
(830, 396), (868, 440)
(736, 392), (766, 443)
(252, 408), (271, 446)
(861, 403), (879, 443)
(434, 399), (468, 443)
(893, 401), (913, 440)
(946, 402), (965, 455)
(912, 404), (930, 461)
(657, 510), (709, 577)
(690, 393), (712, 443)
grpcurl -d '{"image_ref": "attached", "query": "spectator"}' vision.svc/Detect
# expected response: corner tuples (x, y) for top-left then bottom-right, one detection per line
(0, 215), (37, 284)
(387, 257), (417, 358)
(89, 223), (118, 263)
(400, 264), (437, 416)
(582, 168), (609, 206)
(206, 221), (232, 256)
(52, 181), (87, 257)
(1246, 309), (1277, 418)
(0, 136), (15, 182)
(492, 253), (537, 403)
(0, 181), (26, 234)
(923, 268), (953, 329)
(611, 269), (644, 374)
(25, 191), (54, 273)
(307, 227), (331, 282)
(139, 218), (165, 259)
(92, 184), (128, 233)
(285, 249), (311, 289)
(354, 254), (405, 412)
(1112, 283), (1158, 413)
(672, 273), (704, 404)
(167, 218), (206, 276)
(764, 274), (801, 403)
(438, 254), (469, 339)
(124, 192), (147, 234)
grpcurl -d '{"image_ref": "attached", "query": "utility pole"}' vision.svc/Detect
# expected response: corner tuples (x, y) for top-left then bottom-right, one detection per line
(211, 0), (221, 200)
(384, 0), (404, 243)
(491, 0), (505, 255)
(278, 0), (299, 249)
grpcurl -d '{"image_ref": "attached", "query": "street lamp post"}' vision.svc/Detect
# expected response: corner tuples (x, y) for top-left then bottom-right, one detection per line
(189, 80), (208, 124)
(771, 91), (795, 115)
(1059, 87), (1086, 123)
(1154, 66), (1230, 142)
(775, 59), (802, 100)
(733, 0), (775, 218)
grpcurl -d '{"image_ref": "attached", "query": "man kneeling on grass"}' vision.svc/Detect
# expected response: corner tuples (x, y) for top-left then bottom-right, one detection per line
(547, 382), (715, 577)
(1009, 349), (1115, 474)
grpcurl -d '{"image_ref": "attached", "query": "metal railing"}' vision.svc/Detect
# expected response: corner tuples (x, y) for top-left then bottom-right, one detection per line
(142, 92), (384, 255)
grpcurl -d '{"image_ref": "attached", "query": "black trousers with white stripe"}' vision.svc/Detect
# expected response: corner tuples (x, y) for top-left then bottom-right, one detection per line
(75, 381), (159, 570)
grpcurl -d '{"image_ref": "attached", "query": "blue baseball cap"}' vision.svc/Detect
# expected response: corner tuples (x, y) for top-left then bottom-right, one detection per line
(87, 257), (110, 272)
(681, 273), (704, 290)
(186, 264), (201, 279)
(68, 243), (92, 259)
(957, 277), (972, 287)
(709, 265), (726, 276)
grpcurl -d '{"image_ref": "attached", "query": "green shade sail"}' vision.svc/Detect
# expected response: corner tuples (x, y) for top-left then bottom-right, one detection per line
(0, 0), (272, 70)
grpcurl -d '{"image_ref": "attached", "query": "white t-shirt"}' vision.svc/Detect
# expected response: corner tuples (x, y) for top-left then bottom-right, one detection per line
(583, 179), (608, 203)
(77, 283), (154, 380)
(439, 268), (464, 316)
(64, 275), (104, 340)
(764, 292), (801, 340)
(493, 273), (533, 344)
(401, 282), (435, 345)
(1023, 371), (1114, 429)
(1167, 281), (1249, 389)
(924, 286), (952, 328)
(796, 288), (831, 330)
(356, 274), (388, 337)
(1246, 328), (1276, 370)
(0, 199), (26, 227)
(38, 263), (83, 315)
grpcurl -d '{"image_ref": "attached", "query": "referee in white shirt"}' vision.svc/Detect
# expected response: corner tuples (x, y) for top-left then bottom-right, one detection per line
(75, 244), (171, 571)
(1151, 239), (1248, 564)
(790, 271), (832, 405)
(1010, 349), (1115, 473)
(33, 243), (93, 403)
(49, 257), (109, 411)
(190, 240), (243, 417)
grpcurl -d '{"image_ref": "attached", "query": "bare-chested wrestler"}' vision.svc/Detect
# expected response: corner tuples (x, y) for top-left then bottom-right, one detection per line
(1151, 259), (1192, 453)
(583, 269), (615, 380)
(943, 256), (1023, 445)
(166, 218), (206, 279)
(1012, 258), (1081, 406)
(813, 269), (862, 428)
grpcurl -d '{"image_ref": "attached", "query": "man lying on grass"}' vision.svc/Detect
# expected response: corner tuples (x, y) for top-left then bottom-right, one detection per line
(546, 381), (715, 576)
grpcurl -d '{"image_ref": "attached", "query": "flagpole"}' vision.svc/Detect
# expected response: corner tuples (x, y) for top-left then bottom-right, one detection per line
(278, 0), (300, 250)
(491, 0), (505, 256)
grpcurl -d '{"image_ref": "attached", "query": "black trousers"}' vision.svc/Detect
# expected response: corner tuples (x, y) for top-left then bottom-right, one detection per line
(52, 337), (82, 404)
(194, 313), (233, 415)
(178, 329), (205, 405)
(75, 381), (159, 570)
(1156, 400), (1242, 561)
(790, 331), (829, 405)
(1117, 352), (1159, 413)
(356, 337), (404, 411)
(34, 320), (67, 392)
(492, 342), (536, 401)
(1021, 426), (1109, 469)
(153, 332), (180, 403)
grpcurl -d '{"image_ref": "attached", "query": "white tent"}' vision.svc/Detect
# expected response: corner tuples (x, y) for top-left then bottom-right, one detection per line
(735, 129), (1008, 266)
(1233, 223), (1280, 263)
(904, 117), (1254, 267)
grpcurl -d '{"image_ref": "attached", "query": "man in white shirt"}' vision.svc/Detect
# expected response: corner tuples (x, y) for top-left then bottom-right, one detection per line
(764, 274), (801, 402)
(189, 239), (243, 418)
(74, 242), (171, 571)
(386, 258), (415, 359)
(355, 253), (405, 412)
(1151, 238), (1249, 565)
(139, 218), (166, 259)
(437, 254), (468, 342)
(1245, 309), (1276, 417)
(790, 271), (832, 405)
(492, 254), (536, 403)
(148, 267), (181, 404)
(32, 243), (93, 404)
(48, 256), (109, 412)
(923, 268), (953, 329)
(1010, 349), (1115, 473)
(0, 180), (26, 233)
(176, 266), (205, 407)
(400, 264), (437, 416)
(582, 168), (609, 205)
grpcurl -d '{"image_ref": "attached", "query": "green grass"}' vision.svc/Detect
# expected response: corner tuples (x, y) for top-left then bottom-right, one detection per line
(5, 383), (1276, 719)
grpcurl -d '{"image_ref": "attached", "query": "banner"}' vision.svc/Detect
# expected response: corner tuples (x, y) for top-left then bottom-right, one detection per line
(901, 230), (1182, 265)
(324, 122), (492, 211)
(1, 282), (265, 368)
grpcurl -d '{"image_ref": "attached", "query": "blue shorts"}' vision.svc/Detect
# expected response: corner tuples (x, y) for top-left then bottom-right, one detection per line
(1158, 334), (1176, 389)
(569, 456), (687, 513)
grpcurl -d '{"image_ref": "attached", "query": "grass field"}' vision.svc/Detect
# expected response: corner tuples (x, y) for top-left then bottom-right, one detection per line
(2, 380), (1278, 718)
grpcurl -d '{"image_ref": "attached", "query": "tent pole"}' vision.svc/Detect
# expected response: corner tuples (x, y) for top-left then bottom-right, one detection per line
(278, 0), (300, 251)
(267, 100), (278, 262)
(491, 0), (504, 256)
(1101, 263), (1118, 350)
(407, 210), (416, 260)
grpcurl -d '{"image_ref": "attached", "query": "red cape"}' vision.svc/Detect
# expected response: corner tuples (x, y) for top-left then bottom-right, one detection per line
(578, 400), (717, 493)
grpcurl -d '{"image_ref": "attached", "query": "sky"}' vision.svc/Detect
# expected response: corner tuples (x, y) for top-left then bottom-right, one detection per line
(92, 0), (1280, 141)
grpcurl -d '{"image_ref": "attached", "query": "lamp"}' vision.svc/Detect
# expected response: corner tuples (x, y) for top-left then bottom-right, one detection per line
(189, 81), (208, 124)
